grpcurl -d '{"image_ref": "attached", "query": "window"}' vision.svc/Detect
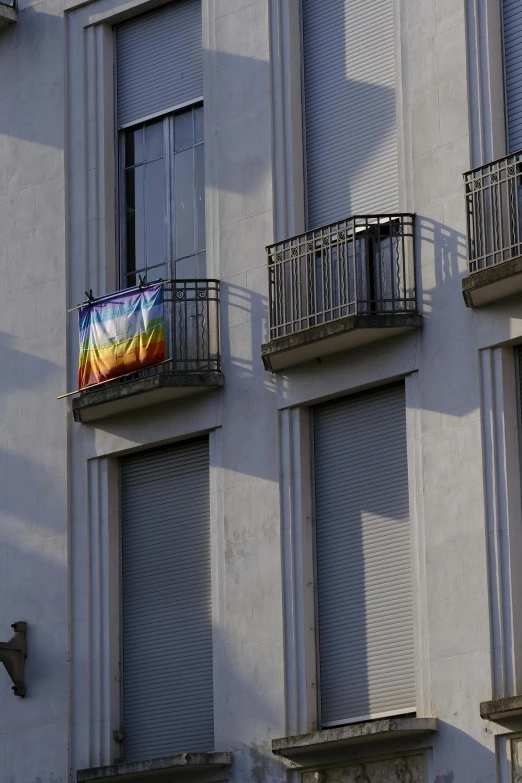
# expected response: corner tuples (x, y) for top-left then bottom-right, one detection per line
(120, 103), (206, 287)
(313, 383), (415, 726)
(301, 0), (399, 226)
(502, 0), (522, 152)
(120, 437), (214, 760)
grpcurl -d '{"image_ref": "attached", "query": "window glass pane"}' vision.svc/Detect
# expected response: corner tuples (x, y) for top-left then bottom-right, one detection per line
(195, 106), (204, 144)
(126, 164), (145, 276)
(175, 110), (194, 151)
(174, 147), (195, 260)
(195, 143), (206, 252)
(175, 255), (197, 279)
(145, 158), (166, 271)
(197, 251), (206, 279)
(145, 120), (163, 160)
(145, 263), (167, 283)
(126, 127), (143, 166)
(122, 106), (206, 285)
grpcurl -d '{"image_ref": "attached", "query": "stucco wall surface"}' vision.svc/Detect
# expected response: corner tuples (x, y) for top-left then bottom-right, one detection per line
(0, 0), (68, 781)
(2, 0), (522, 781)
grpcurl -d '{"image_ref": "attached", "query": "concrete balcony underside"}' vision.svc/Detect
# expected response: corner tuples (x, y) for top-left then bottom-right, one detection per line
(72, 371), (224, 423)
(77, 752), (232, 783)
(261, 313), (422, 372)
(462, 255), (522, 307)
(480, 695), (522, 723)
(272, 718), (437, 768)
(0, 3), (17, 26)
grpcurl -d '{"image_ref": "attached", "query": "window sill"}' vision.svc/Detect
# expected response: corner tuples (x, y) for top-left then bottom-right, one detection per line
(77, 752), (232, 782)
(72, 371), (224, 423)
(272, 718), (437, 767)
(462, 255), (522, 307)
(261, 313), (422, 372)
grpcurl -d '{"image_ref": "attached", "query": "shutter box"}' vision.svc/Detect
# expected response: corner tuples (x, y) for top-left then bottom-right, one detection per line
(120, 436), (214, 761)
(313, 383), (415, 726)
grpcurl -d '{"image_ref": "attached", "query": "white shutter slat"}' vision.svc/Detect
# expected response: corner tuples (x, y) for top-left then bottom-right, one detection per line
(302, 0), (400, 227)
(313, 383), (415, 726)
(116, 0), (203, 128)
(120, 437), (213, 761)
(503, 0), (522, 152)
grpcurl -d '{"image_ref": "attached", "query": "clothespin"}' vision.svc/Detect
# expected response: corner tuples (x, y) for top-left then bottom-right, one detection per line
(84, 290), (95, 305)
(138, 274), (147, 290)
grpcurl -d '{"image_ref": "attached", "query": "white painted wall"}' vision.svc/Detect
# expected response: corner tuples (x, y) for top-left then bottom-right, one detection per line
(0, 0), (68, 781)
(3, 0), (522, 780)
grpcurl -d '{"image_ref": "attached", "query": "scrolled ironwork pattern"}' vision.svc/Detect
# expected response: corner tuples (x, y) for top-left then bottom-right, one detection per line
(266, 214), (416, 341)
(464, 150), (522, 272)
(82, 279), (220, 392)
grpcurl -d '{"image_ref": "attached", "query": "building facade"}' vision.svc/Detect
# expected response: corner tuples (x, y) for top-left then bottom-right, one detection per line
(2, 0), (522, 781)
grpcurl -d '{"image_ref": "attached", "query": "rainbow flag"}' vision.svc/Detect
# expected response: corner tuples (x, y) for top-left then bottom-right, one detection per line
(78, 283), (165, 389)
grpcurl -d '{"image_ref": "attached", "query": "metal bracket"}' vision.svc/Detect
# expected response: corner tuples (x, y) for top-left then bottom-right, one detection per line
(0, 622), (27, 697)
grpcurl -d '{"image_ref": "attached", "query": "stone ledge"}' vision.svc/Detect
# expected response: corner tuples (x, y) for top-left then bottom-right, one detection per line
(462, 255), (522, 307)
(272, 718), (438, 759)
(261, 313), (422, 372)
(77, 752), (232, 782)
(0, 3), (17, 26)
(480, 695), (522, 722)
(72, 371), (224, 423)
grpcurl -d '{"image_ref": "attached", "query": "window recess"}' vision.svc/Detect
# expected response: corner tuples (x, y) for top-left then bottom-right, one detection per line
(120, 104), (206, 286)
(313, 383), (415, 727)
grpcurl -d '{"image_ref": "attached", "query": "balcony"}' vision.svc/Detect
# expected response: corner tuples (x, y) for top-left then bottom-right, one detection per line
(0, 0), (17, 27)
(463, 151), (522, 306)
(72, 280), (223, 423)
(261, 214), (421, 371)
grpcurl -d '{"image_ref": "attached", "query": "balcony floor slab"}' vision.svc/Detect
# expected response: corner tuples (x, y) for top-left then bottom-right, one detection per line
(272, 718), (437, 768)
(462, 255), (522, 307)
(77, 752), (232, 783)
(0, 4), (17, 25)
(480, 695), (522, 724)
(261, 313), (422, 372)
(72, 371), (224, 423)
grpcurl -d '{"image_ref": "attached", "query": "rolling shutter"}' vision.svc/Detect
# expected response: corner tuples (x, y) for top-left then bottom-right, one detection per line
(313, 383), (415, 726)
(116, 0), (203, 128)
(120, 437), (213, 761)
(503, 0), (522, 152)
(301, 0), (399, 228)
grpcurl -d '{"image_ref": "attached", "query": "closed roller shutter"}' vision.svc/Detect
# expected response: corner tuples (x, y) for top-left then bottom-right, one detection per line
(302, 0), (399, 228)
(116, 0), (203, 128)
(120, 437), (213, 761)
(313, 383), (415, 726)
(503, 0), (522, 152)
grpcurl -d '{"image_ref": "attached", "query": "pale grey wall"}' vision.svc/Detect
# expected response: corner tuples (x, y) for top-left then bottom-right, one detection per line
(0, 0), (68, 781)
(3, 0), (522, 780)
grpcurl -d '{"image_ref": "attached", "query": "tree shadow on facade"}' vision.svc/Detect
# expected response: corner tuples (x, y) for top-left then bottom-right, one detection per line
(0, 330), (59, 393)
(0, 5), (64, 150)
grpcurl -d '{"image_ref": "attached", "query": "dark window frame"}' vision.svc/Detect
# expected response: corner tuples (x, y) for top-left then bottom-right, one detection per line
(118, 101), (206, 288)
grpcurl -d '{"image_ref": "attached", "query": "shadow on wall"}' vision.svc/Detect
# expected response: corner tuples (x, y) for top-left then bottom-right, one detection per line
(415, 215), (479, 421)
(0, 445), (67, 741)
(0, 5), (63, 150)
(205, 626), (287, 782)
(0, 330), (58, 392)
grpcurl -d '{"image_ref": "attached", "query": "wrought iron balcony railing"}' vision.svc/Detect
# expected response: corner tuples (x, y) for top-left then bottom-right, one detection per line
(464, 151), (522, 273)
(81, 279), (220, 394)
(266, 214), (417, 341)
